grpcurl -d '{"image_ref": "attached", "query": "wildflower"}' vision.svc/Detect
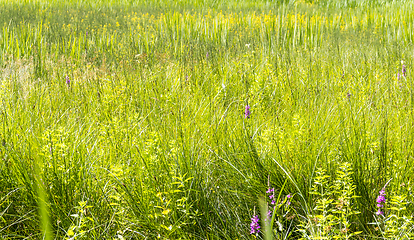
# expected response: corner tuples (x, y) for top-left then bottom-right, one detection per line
(250, 214), (260, 234)
(65, 75), (70, 86)
(265, 210), (272, 223)
(266, 187), (275, 204)
(375, 187), (386, 216)
(244, 105), (251, 119)
(267, 210), (272, 219)
(347, 92), (351, 99)
(402, 64), (406, 77)
(286, 194), (292, 206)
(376, 188), (386, 204)
(397, 73), (401, 81)
(375, 209), (384, 216)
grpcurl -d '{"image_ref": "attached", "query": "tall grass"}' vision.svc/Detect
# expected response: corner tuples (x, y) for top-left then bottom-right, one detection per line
(0, 0), (414, 239)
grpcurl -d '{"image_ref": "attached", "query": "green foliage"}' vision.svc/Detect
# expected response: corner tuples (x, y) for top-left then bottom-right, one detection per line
(258, 182), (295, 240)
(373, 182), (414, 240)
(65, 201), (96, 239)
(0, 0), (414, 239)
(298, 162), (361, 240)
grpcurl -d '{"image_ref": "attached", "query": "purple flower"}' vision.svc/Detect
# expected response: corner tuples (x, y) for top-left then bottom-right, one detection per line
(250, 214), (260, 234)
(375, 209), (384, 216)
(265, 210), (273, 222)
(266, 187), (275, 204)
(65, 75), (70, 86)
(267, 210), (272, 218)
(375, 187), (386, 216)
(402, 64), (406, 77)
(397, 73), (401, 80)
(376, 195), (386, 204)
(286, 194), (292, 206)
(244, 105), (251, 119)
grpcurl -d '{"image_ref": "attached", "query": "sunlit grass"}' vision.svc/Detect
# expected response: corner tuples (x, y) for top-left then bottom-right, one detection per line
(0, 0), (414, 239)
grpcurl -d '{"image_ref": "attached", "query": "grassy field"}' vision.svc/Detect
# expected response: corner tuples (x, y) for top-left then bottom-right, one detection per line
(1, 0), (414, 239)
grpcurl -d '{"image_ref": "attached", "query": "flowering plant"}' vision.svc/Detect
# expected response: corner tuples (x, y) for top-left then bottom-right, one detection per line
(249, 179), (295, 239)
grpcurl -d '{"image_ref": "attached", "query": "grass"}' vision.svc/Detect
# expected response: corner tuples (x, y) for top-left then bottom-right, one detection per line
(0, 0), (414, 239)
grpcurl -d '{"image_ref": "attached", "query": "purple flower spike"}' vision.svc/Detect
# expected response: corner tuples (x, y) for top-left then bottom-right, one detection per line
(375, 187), (386, 216)
(267, 187), (275, 204)
(250, 215), (260, 234)
(397, 73), (401, 80)
(402, 64), (406, 77)
(244, 105), (251, 119)
(65, 75), (70, 86)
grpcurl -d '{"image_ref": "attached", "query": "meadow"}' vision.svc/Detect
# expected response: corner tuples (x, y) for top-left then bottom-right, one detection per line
(1, 0), (414, 239)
